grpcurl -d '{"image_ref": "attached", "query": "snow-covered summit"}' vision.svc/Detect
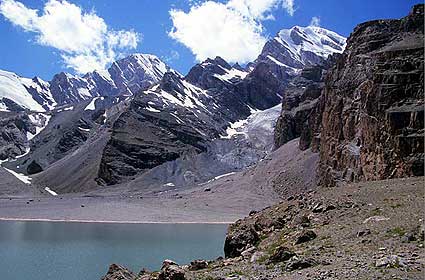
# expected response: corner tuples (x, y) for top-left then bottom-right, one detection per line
(257, 25), (346, 75)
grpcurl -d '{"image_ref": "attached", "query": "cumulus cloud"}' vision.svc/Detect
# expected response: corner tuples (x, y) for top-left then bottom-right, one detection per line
(169, 0), (296, 64)
(0, 0), (141, 74)
(310, 16), (321, 27)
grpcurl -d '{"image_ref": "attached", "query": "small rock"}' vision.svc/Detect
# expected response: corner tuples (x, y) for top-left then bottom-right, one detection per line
(375, 255), (407, 268)
(159, 260), (186, 280)
(294, 215), (310, 227)
(189, 259), (208, 271)
(161, 260), (178, 269)
(250, 251), (266, 263)
(268, 246), (296, 263)
(241, 246), (256, 259)
(363, 216), (389, 224)
(101, 264), (136, 280)
(357, 229), (371, 237)
(286, 257), (317, 271)
(204, 188), (211, 192)
(249, 210), (258, 216)
(295, 230), (317, 244)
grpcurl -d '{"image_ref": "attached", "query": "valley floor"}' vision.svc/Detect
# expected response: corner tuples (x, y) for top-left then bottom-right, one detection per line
(0, 139), (316, 223)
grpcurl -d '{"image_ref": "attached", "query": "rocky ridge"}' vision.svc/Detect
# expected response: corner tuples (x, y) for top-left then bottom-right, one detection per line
(0, 54), (169, 111)
(274, 4), (425, 186)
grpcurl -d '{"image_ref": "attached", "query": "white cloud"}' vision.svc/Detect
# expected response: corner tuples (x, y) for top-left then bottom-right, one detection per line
(310, 16), (321, 27)
(282, 0), (295, 17)
(170, 0), (296, 64)
(0, 0), (141, 74)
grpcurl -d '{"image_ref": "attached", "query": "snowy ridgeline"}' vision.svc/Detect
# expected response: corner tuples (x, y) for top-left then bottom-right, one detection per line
(0, 54), (169, 112)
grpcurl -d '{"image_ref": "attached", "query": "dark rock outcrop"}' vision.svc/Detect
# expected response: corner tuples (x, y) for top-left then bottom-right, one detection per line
(274, 65), (326, 150)
(0, 112), (34, 160)
(224, 223), (260, 258)
(319, 4), (424, 185)
(268, 246), (296, 263)
(158, 260), (186, 280)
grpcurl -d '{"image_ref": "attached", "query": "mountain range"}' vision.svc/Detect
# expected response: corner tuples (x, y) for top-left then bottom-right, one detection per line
(0, 25), (348, 195)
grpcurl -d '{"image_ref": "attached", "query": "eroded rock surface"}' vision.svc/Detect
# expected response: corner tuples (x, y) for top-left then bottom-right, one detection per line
(319, 4), (424, 185)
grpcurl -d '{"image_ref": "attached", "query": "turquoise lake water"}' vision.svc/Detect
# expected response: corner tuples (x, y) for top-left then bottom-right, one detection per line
(0, 221), (228, 280)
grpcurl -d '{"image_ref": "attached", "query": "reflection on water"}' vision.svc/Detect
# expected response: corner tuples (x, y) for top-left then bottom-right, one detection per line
(0, 221), (227, 280)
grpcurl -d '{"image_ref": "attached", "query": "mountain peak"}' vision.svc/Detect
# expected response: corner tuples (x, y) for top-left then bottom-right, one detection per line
(256, 25), (346, 75)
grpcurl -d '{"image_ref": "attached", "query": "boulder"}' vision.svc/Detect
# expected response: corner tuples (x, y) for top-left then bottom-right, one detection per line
(295, 230), (317, 244)
(101, 264), (137, 280)
(224, 224), (260, 258)
(189, 259), (208, 271)
(159, 260), (186, 280)
(268, 246), (296, 263)
(285, 257), (317, 271)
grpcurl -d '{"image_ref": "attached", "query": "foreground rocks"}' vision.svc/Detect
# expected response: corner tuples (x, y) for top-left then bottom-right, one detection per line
(101, 177), (425, 280)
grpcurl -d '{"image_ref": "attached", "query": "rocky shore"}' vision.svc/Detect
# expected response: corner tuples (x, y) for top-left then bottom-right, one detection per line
(101, 177), (424, 280)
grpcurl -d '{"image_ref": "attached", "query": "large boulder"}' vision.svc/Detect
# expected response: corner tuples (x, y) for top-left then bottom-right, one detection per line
(224, 223), (260, 258)
(158, 260), (186, 280)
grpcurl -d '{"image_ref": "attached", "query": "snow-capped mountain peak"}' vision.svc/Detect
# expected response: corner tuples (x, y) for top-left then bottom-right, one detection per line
(277, 25), (346, 59)
(256, 25), (346, 75)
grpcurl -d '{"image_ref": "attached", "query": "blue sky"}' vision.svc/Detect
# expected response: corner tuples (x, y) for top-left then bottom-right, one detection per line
(0, 0), (420, 80)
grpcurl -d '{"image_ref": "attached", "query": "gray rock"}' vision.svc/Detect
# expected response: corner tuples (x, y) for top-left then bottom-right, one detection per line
(295, 230), (317, 244)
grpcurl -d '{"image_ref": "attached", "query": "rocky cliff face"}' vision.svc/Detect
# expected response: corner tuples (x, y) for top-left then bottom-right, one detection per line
(274, 5), (424, 186)
(274, 65), (327, 151)
(318, 4), (424, 186)
(0, 112), (34, 161)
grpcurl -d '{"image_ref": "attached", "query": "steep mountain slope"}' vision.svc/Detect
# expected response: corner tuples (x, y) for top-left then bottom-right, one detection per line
(96, 56), (281, 186)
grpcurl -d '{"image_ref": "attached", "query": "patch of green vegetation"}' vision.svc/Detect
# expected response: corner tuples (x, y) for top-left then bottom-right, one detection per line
(390, 203), (403, 209)
(256, 254), (269, 264)
(387, 227), (406, 237)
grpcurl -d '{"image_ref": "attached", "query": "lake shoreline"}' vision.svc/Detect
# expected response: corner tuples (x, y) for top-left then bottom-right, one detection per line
(0, 217), (231, 224)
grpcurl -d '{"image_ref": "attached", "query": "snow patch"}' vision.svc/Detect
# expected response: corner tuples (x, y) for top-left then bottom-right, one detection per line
(0, 70), (45, 112)
(3, 167), (32, 184)
(44, 187), (58, 196)
(214, 68), (248, 82)
(27, 113), (52, 140)
(145, 106), (161, 113)
(221, 119), (249, 139)
(85, 97), (102, 111)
